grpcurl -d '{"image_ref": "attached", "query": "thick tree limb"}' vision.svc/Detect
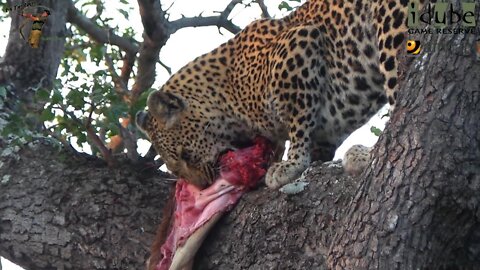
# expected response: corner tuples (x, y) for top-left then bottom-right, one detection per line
(66, 0), (139, 56)
(131, 0), (243, 103)
(0, 141), (172, 269)
(130, 0), (169, 103)
(0, 133), (357, 270)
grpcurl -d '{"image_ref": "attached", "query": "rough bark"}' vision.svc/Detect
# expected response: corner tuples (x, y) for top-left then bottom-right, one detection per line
(195, 162), (357, 270)
(0, 141), (173, 269)
(0, 148), (359, 269)
(327, 17), (480, 270)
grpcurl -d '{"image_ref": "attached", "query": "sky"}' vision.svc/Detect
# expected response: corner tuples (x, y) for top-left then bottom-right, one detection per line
(0, 1), (386, 269)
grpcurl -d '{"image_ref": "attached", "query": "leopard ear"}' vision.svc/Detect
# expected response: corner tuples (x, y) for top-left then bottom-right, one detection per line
(135, 110), (150, 134)
(147, 91), (186, 129)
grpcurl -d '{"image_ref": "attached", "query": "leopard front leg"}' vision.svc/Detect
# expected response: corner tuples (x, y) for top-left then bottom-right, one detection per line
(372, 1), (414, 111)
(266, 123), (312, 189)
(264, 24), (326, 189)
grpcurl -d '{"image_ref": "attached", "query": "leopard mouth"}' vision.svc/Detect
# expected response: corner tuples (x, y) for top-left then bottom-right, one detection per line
(200, 139), (256, 186)
(214, 138), (255, 171)
(214, 148), (234, 176)
(217, 148), (234, 160)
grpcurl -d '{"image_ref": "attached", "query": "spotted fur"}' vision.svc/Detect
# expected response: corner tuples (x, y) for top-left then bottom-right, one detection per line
(136, 0), (416, 188)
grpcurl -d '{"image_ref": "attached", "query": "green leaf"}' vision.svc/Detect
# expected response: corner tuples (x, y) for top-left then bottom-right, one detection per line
(370, 126), (382, 137)
(51, 89), (64, 104)
(118, 8), (129, 20)
(77, 132), (87, 145)
(93, 69), (106, 77)
(66, 90), (86, 110)
(0, 86), (6, 98)
(40, 108), (56, 122)
(36, 88), (51, 101)
(90, 45), (105, 64)
(109, 102), (128, 121)
(278, 1), (293, 11)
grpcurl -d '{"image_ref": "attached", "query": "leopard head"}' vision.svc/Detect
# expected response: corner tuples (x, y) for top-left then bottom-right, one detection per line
(136, 90), (254, 188)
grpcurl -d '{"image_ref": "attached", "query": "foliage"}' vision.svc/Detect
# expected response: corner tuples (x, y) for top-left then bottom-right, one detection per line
(0, 0), (305, 163)
(370, 126), (382, 137)
(278, 0), (302, 11)
(369, 109), (390, 137)
(1, 0), (147, 160)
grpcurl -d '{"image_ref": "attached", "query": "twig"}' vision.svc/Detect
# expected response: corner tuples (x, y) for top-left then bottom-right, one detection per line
(84, 104), (114, 165)
(120, 52), (136, 86)
(159, 59), (172, 75)
(43, 124), (77, 153)
(255, 0), (271, 18)
(169, 0), (243, 34)
(104, 52), (130, 99)
(66, 0), (139, 55)
(56, 101), (113, 165)
(117, 120), (139, 162)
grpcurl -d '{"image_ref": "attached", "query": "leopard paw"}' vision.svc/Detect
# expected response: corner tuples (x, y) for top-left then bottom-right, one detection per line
(265, 160), (307, 189)
(342, 144), (371, 176)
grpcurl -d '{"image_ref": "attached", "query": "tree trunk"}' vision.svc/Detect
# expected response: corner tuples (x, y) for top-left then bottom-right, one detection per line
(327, 30), (480, 268)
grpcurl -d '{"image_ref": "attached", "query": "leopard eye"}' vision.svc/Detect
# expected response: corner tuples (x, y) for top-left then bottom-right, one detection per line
(180, 150), (192, 162)
(181, 149), (201, 164)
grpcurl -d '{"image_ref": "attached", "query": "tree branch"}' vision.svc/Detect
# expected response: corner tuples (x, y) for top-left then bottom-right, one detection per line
(130, 0), (169, 103)
(43, 124), (77, 153)
(120, 53), (136, 86)
(84, 104), (114, 166)
(118, 121), (139, 163)
(169, 16), (241, 35)
(0, 141), (171, 270)
(104, 53), (130, 99)
(169, 0), (242, 34)
(66, 0), (139, 56)
(255, 0), (271, 18)
(130, 0), (243, 103)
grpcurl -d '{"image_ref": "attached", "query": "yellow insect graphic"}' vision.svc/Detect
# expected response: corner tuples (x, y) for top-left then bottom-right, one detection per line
(406, 40), (422, 55)
(19, 7), (50, 48)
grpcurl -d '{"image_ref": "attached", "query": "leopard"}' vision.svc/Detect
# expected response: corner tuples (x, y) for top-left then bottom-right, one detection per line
(136, 0), (418, 189)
